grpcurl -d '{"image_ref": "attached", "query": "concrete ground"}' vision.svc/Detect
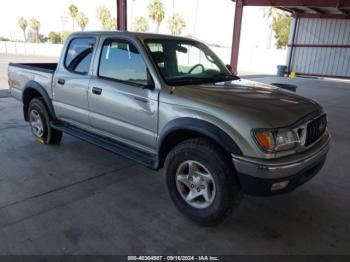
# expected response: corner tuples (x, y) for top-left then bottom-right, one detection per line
(0, 60), (350, 254)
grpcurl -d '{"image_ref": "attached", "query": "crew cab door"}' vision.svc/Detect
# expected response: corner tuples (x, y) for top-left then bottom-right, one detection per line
(52, 37), (97, 128)
(88, 37), (159, 153)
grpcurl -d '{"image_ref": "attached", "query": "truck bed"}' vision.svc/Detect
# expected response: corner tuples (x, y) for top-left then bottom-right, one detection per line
(9, 63), (58, 73)
(8, 63), (57, 101)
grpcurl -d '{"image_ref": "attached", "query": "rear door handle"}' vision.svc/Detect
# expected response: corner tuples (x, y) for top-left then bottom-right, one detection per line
(92, 87), (102, 95)
(57, 79), (65, 85)
(134, 97), (150, 104)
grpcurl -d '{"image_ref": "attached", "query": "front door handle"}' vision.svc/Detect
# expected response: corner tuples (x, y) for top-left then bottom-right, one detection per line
(57, 79), (65, 85)
(92, 87), (102, 95)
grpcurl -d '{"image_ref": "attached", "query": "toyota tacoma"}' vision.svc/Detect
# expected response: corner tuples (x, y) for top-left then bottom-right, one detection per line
(8, 31), (330, 225)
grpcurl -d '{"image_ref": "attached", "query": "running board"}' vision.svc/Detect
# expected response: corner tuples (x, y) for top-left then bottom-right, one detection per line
(51, 121), (158, 170)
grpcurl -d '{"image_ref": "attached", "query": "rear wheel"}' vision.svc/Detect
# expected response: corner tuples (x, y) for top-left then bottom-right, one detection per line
(28, 98), (62, 145)
(164, 138), (242, 226)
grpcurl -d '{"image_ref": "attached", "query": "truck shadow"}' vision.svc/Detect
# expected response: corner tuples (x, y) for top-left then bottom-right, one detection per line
(203, 182), (348, 253)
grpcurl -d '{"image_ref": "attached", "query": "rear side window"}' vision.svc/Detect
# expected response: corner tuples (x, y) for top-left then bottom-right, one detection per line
(65, 38), (95, 74)
(98, 39), (148, 86)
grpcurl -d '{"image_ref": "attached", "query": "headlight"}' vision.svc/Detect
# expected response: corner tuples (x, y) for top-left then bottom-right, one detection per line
(253, 129), (300, 152)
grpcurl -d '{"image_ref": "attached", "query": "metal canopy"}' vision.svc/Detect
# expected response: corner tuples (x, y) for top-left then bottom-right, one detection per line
(230, 0), (350, 75)
(234, 0), (350, 17)
(115, 0), (350, 76)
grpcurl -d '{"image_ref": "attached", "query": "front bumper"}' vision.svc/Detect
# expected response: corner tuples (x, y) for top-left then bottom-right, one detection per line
(232, 132), (330, 196)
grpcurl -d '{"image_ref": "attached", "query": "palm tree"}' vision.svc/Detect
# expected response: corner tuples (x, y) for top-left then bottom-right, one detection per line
(133, 17), (149, 32)
(262, 7), (284, 49)
(18, 17), (28, 42)
(108, 18), (117, 30)
(167, 13), (186, 35)
(97, 5), (116, 30)
(48, 31), (61, 44)
(68, 4), (79, 31)
(76, 12), (89, 31)
(29, 18), (40, 43)
(148, 0), (165, 33)
(61, 30), (72, 43)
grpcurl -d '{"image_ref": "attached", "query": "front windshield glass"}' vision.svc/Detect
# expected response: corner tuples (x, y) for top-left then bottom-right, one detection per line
(145, 39), (238, 86)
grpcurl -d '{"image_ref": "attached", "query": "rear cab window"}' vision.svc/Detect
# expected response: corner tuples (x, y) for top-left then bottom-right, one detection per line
(65, 38), (96, 74)
(98, 39), (150, 86)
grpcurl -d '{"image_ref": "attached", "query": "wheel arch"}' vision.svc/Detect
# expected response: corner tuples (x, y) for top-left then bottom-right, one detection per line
(157, 118), (243, 168)
(22, 80), (56, 121)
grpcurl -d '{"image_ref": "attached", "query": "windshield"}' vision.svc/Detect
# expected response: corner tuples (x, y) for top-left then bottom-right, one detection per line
(144, 39), (238, 86)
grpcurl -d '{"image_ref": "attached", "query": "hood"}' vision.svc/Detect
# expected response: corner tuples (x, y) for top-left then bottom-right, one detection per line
(171, 79), (322, 128)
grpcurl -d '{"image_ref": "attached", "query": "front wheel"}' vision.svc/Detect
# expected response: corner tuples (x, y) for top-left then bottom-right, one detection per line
(164, 138), (242, 226)
(28, 98), (62, 145)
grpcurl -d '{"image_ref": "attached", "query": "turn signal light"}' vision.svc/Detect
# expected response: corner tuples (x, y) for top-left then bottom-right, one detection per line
(254, 131), (274, 151)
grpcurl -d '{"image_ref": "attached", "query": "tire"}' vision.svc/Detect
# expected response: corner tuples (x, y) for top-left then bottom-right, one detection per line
(164, 138), (242, 226)
(28, 98), (62, 145)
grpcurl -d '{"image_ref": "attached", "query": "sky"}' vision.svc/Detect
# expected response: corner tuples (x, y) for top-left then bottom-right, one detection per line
(0, 0), (275, 49)
(0, 0), (116, 39)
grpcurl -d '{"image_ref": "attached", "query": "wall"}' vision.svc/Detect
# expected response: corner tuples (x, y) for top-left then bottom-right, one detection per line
(212, 46), (287, 75)
(0, 41), (62, 57)
(288, 18), (350, 78)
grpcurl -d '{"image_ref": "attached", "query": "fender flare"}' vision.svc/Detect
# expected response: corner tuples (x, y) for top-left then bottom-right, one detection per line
(158, 117), (243, 157)
(22, 80), (56, 120)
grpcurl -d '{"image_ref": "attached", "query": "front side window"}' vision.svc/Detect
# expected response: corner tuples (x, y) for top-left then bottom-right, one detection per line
(65, 38), (95, 74)
(145, 39), (238, 86)
(98, 39), (149, 86)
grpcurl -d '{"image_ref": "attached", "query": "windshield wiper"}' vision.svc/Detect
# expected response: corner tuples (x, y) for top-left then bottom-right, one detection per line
(167, 74), (239, 85)
(167, 76), (210, 83)
(212, 73), (239, 81)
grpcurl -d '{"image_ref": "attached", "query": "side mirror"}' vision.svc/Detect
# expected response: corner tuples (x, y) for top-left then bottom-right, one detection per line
(175, 45), (188, 53)
(226, 64), (232, 72)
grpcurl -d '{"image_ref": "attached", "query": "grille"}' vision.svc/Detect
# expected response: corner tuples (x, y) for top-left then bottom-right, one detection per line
(305, 115), (327, 146)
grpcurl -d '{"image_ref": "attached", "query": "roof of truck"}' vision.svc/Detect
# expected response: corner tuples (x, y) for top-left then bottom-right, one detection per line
(70, 31), (196, 42)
